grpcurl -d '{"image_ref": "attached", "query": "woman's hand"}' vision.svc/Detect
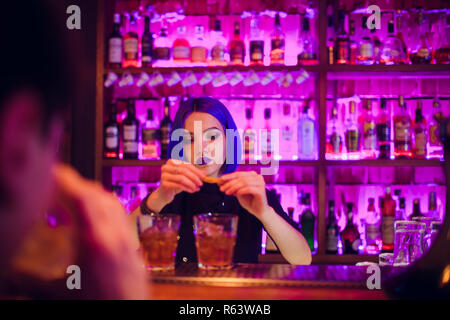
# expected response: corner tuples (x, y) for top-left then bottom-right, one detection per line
(147, 159), (206, 213)
(220, 171), (269, 219)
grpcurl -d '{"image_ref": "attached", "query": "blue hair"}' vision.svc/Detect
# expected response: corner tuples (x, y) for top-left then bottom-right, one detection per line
(168, 97), (242, 174)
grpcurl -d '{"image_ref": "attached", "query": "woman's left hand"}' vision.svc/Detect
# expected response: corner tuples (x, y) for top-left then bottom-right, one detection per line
(220, 171), (269, 218)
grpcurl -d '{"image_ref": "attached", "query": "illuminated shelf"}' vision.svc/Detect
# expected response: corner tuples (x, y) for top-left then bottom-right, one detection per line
(259, 254), (379, 265)
(104, 64), (321, 75)
(102, 159), (443, 167)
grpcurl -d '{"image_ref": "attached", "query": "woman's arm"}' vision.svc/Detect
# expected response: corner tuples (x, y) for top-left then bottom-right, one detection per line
(220, 171), (312, 265)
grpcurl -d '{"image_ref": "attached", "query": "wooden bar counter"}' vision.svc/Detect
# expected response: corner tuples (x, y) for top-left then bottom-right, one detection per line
(149, 263), (393, 300)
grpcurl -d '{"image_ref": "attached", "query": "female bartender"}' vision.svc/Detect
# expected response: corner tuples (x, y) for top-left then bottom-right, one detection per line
(131, 97), (311, 265)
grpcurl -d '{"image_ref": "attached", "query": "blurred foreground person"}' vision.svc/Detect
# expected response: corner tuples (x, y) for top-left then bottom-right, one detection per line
(0, 1), (148, 299)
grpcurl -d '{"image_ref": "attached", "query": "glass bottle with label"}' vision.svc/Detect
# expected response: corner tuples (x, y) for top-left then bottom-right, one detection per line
(334, 9), (349, 64)
(349, 19), (357, 65)
(153, 27), (171, 65)
(396, 197), (406, 220)
(376, 98), (391, 159)
(108, 13), (122, 68)
(380, 20), (406, 65)
(281, 103), (294, 160)
(261, 108), (274, 159)
(413, 100), (427, 159)
(210, 19), (228, 66)
(123, 12), (139, 68)
(123, 99), (139, 159)
(229, 22), (245, 65)
(141, 16), (153, 67)
(394, 95), (412, 158)
(141, 108), (160, 160)
(243, 108), (257, 161)
(270, 13), (285, 65)
(326, 106), (342, 160)
(409, 10), (433, 64)
(104, 102), (119, 158)
(159, 98), (172, 160)
(357, 16), (374, 65)
(410, 198), (425, 220)
(191, 25), (208, 65)
(381, 187), (395, 252)
(300, 193), (315, 252)
(297, 103), (316, 160)
(342, 202), (360, 254)
(297, 16), (317, 65)
(250, 14), (264, 65)
(428, 191), (439, 220)
(172, 25), (191, 64)
(345, 101), (360, 159)
(326, 200), (339, 254)
(428, 99), (444, 159)
(361, 100), (377, 159)
(364, 198), (381, 254)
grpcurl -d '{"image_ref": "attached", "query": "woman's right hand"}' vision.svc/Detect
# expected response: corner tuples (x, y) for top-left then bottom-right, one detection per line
(147, 159), (206, 213)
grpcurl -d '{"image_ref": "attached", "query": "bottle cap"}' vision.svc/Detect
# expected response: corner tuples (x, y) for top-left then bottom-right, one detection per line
(246, 108), (252, 119)
(302, 17), (310, 31)
(214, 19), (221, 32)
(275, 13), (281, 26)
(264, 108), (271, 119)
(349, 101), (355, 113)
(113, 13), (121, 24)
(399, 197), (405, 209)
(388, 20), (394, 34)
(380, 98), (387, 109)
(283, 104), (291, 115)
(147, 108), (153, 120)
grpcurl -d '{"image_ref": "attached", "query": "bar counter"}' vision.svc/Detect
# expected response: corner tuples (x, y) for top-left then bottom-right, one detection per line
(149, 263), (393, 300)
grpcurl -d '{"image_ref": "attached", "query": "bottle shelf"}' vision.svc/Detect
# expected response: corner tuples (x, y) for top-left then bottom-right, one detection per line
(103, 159), (443, 167)
(104, 64), (450, 77)
(259, 254), (380, 265)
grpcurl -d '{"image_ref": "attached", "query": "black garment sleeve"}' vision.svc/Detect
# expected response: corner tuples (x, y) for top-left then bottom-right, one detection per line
(265, 188), (302, 232)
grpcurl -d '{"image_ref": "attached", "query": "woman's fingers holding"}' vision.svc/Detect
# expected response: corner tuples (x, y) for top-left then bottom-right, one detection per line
(221, 170), (257, 181)
(161, 174), (199, 193)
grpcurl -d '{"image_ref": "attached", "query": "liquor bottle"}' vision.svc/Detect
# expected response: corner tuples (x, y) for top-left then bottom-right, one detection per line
(345, 101), (359, 159)
(326, 200), (339, 254)
(261, 108), (274, 159)
(410, 198), (425, 220)
(126, 186), (141, 213)
(334, 10), (349, 64)
(428, 100), (444, 159)
(341, 202), (360, 254)
(123, 99), (139, 159)
(409, 10), (432, 64)
(326, 106), (343, 159)
(243, 108), (257, 161)
(210, 19), (228, 66)
(394, 95), (412, 158)
(297, 16), (317, 65)
(413, 100), (427, 159)
(361, 100), (377, 159)
(395, 197), (406, 221)
(428, 191), (439, 220)
(229, 22), (245, 65)
(434, 15), (450, 64)
(371, 27), (382, 64)
(159, 98), (172, 160)
(300, 193), (315, 252)
(281, 103), (294, 160)
(270, 13), (285, 66)
(141, 16), (153, 67)
(376, 98), (391, 159)
(381, 187), (395, 252)
(108, 13), (123, 68)
(104, 102), (120, 158)
(250, 14), (264, 65)
(297, 103), (316, 159)
(380, 20), (406, 65)
(288, 207), (301, 229)
(364, 198), (381, 254)
(153, 27), (171, 63)
(357, 16), (374, 65)
(348, 19), (357, 65)
(141, 108), (160, 160)
(123, 12), (139, 68)
(172, 25), (191, 64)
(191, 25), (208, 65)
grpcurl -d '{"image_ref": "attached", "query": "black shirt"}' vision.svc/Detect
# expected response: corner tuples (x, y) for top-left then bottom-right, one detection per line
(158, 182), (300, 264)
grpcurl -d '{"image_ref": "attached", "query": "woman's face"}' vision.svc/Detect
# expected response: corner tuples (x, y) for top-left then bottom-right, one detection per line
(183, 112), (226, 177)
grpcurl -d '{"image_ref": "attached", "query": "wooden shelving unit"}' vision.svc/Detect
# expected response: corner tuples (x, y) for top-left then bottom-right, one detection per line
(95, 0), (448, 265)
